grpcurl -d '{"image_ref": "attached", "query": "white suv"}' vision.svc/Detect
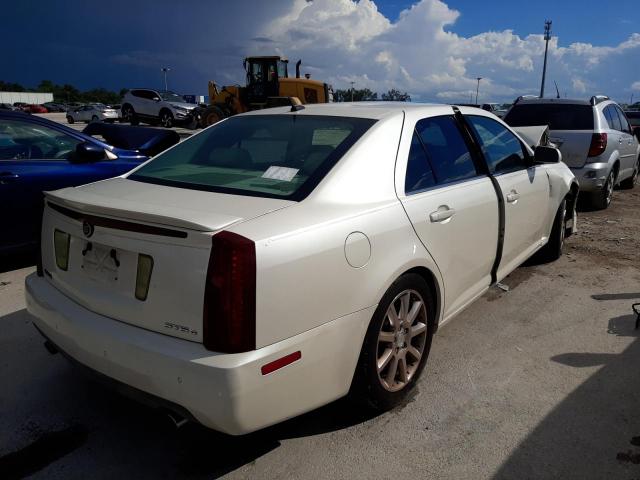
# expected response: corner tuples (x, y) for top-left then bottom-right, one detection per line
(121, 89), (199, 129)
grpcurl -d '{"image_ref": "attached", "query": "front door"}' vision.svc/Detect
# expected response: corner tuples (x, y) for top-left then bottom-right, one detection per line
(465, 115), (550, 279)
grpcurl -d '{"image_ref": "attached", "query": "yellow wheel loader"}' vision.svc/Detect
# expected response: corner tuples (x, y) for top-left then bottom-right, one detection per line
(199, 56), (333, 127)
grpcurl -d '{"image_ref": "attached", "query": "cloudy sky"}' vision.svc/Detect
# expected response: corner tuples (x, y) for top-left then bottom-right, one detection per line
(4, 0), (640, 103)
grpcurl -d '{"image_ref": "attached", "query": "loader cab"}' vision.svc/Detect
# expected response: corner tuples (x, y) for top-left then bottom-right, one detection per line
(244, 56), (288, 105)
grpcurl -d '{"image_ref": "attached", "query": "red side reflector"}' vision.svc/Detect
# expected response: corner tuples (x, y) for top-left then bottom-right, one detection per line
(261, 351), (302, 376)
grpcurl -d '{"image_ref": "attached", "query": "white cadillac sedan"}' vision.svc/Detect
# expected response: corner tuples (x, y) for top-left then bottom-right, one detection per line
(26, 103), (579, 435)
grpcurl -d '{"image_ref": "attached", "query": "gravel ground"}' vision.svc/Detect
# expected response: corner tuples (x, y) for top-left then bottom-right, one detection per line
(0, 186), (639, 479)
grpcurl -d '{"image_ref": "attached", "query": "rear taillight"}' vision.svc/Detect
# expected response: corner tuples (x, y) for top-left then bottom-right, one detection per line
(587, 133), (607, 158)
(203, 231), (256, 353)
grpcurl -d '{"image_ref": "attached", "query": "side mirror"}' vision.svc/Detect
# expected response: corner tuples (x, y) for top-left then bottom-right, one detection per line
(72, 142), (106, 162)
(152, 97), (161, 102)
(534, 145), (561, 164)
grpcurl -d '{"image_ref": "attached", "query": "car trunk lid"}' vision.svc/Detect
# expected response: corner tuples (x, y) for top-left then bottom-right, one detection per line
(42, 178), (293, 343)
(548, 130), (593, 168)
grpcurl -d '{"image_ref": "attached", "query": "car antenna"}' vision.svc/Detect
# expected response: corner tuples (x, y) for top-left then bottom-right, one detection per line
(554, 80), (561, 99)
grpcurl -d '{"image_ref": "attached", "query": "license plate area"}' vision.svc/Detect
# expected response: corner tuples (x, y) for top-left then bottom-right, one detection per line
(81, 241), (122, 283)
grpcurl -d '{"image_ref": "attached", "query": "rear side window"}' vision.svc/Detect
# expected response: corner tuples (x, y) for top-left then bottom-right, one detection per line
(605, 105), (622, 131)
(414, 116), (477, 185)
(467, 115), (528, 174)
(504, 104), (594, 130)
(615, 106), (631, 133)
(405, 131), (436, 194)
(603, 106), (615, 129)
(129, 115), (376, 200)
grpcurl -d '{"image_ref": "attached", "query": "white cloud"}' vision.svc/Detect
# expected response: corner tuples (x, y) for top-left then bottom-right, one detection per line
(251, 0), (640, 103)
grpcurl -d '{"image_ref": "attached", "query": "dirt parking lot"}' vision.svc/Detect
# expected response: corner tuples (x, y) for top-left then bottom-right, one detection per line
(1, 187), (639, 479)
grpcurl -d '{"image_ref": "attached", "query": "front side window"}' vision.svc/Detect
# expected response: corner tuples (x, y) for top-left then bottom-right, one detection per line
(467, 115), (528, 174)
(0, 119), (82, 160)
(129, 115), (376, 200)
(415, 115), (477, 184)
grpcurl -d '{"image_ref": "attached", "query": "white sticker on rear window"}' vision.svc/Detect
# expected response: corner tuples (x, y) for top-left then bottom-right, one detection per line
(261, 166), (299, 182)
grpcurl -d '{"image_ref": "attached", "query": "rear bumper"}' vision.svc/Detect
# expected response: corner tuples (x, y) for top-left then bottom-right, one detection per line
(570, 162), (611, 192)
(25, 274), (372, 435)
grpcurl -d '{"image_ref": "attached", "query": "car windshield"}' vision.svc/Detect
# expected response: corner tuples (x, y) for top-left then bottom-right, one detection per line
(129, 114), (376, 200)
(159, 91), (185, 102)
(504, 104), (594, 130)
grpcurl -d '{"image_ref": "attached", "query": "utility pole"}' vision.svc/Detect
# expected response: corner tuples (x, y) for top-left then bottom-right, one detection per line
(350, 81), (355, 102)
(161, 67), (170, 91)
(475, 77), (482, 104)
(540, 20), (552, 98)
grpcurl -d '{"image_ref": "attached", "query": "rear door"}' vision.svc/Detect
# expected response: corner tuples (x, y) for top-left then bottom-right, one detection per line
(398, 113), (499, 319)
(465, 115), (550, 279)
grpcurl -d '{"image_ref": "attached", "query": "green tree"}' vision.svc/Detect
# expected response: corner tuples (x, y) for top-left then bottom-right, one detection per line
(334, 88), (378, 102)
(381, 89), (411, 102)
(37, 80), (55, 92)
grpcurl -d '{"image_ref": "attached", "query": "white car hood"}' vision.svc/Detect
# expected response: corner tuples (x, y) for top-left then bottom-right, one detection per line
(45, 177), (295, 232)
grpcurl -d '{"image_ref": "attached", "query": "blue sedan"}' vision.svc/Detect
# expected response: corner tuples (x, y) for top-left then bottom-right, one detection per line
(0, 111), (177, 255)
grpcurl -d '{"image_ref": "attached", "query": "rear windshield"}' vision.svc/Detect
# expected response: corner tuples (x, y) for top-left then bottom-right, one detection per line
(129, 114), (376, 200)
(504, 104), (594, 130)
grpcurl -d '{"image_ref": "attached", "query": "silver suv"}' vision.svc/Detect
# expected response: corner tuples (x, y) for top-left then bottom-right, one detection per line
(121, 89), (199, 129)
(504, 96), (640, 209)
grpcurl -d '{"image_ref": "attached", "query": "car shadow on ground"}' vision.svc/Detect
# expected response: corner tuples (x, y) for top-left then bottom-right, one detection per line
(0, 309), (381, 479)
(493, 311), (640, 479)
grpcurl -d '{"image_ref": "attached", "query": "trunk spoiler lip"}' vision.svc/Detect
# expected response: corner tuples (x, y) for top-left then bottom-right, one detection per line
(44, 191), (240, 233)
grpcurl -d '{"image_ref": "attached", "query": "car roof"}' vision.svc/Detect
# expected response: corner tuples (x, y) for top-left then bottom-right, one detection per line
(238, 102), (489, 120)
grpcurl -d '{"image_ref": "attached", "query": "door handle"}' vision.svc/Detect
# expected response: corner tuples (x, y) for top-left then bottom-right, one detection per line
(429, 206), (456, 223)
(506, 190), (520, 203)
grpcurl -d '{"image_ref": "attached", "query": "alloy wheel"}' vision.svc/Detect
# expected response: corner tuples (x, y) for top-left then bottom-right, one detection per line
(376, 289), (428, 392)
(605, 172), (614, 205)
(161, 113), (172, 128)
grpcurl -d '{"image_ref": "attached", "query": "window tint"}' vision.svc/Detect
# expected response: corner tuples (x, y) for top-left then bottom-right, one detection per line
(607, 105), (622, 131)
(129, 115), (375, 200)
(615, 106), (631, 133)
(414, 116), (477, 184)
(603, 106), (615, 129)
(504, 104), (594, 130)
(467, 115), (528, 173)
(405, 131), (436, 194)
(0, 119), (82, 160)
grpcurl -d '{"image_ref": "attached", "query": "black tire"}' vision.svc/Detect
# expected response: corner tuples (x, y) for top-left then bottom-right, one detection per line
(159, 110), (173, 128)
(351, 273), (435, 411)
(121, 104), (139, 126)
(66, 115), (74, 124)
(590, 169), (615, 210)
(532, 199), (566, 263)
(201, 105), (226, 127)
(619, 159), (639, 189)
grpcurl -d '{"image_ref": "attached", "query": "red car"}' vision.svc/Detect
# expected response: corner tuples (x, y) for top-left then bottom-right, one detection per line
(23, 104), (49, 113)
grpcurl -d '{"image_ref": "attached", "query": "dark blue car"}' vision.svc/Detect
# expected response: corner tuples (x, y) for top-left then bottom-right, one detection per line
(0, 111), (179, 255)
